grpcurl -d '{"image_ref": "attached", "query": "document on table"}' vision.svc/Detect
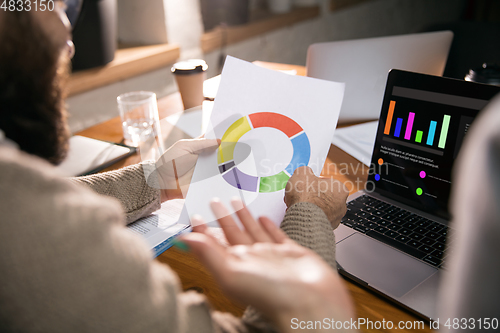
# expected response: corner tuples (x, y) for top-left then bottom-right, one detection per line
(178, 56), (345, 227)
(127, 199), (188, 257)
(331, 121), (378, 167)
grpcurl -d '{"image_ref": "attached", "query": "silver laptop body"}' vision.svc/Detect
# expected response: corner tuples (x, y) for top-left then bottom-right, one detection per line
(306, 31), (453, 123)
(335, 69), (500, 320)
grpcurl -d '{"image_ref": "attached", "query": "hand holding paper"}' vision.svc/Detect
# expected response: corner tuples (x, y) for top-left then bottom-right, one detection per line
(155, 138), (220, 200)
(284, 166), (349, 229)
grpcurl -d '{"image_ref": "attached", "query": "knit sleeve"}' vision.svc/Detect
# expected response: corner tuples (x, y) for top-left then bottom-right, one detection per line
(70, 162), (161, 224)
(280, 202), (337, 269)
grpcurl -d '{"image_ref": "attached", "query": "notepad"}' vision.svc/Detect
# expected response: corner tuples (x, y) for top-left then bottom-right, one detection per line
(56, 136), (135, 176)
(127, 199), (189, 257)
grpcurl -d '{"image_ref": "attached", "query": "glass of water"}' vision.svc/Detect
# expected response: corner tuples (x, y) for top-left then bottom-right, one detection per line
(117, 91), (159, 147)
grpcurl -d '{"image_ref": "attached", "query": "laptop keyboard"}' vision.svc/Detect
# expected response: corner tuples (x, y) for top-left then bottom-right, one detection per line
(341, 195), (450, 268)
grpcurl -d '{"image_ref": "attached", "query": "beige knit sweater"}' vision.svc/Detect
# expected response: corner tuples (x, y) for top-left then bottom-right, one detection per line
(0, 145), (336, 333)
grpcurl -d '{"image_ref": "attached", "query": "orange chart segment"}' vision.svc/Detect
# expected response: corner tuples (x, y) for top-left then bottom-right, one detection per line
(218, 116), (252, 164)
(384, 100), (396, 135)
(249, 112), (302, 138)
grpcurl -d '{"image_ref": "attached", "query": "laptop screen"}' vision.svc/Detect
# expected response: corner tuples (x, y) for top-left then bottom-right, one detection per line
(369, 70), (500, 220)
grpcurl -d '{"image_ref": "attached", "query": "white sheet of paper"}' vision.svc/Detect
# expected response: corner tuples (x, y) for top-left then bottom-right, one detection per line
(331, 121), (378, 167)
(163, 101), (214, 139)
(179, 57), (345, 226)
(165, 107), (203, 138)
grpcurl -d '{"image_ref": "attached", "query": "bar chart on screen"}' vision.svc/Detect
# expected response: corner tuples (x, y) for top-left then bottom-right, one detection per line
(382, 100), (451, 156)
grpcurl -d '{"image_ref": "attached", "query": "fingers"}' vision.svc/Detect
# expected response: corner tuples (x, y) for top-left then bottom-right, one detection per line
(181, 233), (228, 279)
(258, 216), (291, 244)
(191, 215), (209, 231)
(181, 138), (220, 154)
(211, 198), (253, 245)
(211, 198), (285, 245)
(231, 198), (273, 243)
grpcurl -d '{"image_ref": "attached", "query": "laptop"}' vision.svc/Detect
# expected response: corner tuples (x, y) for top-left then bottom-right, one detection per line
(335, 69), (500, 320)
(306, 31), (454, 123)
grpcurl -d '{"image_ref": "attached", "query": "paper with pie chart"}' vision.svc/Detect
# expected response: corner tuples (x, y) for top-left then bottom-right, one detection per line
(218, 112), (311, 193)
(178, 57), (345, 227)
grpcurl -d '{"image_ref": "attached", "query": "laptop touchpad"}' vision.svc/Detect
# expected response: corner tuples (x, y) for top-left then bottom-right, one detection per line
(337, 233), (437, 298)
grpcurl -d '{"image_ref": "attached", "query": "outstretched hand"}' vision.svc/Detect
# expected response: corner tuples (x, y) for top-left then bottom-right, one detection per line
(181, 199), (356, 333)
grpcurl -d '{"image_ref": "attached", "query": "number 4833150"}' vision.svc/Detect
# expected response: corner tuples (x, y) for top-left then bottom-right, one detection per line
(444, 318), (499, 330)
(1, 0), (55, 11)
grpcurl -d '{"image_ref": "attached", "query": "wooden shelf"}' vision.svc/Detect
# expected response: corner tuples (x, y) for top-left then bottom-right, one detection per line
(201, 6), (321, 53)
(68, 43), (180, 97)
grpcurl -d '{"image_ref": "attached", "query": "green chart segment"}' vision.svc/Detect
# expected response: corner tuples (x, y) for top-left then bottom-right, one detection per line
(438, 115), (451, 149)
(415, 130), (423, 143)
(217, 112), (311, 193)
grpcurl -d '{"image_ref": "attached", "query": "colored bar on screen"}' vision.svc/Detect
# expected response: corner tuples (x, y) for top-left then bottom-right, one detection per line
(404, 112), (415, 140)
(438, 115), (451, 149)
(384, 100), (396, 135)
(427, 121), (437, 145)
(415, 130), (423, 143)
(394, 118), (403, 137)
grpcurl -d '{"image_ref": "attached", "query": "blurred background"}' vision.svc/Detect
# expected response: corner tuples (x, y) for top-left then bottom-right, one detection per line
(66, 0), (500, 134)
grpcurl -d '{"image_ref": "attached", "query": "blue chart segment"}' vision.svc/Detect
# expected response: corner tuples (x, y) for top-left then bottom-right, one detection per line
(394, 118), (403, 137)
(427, 121), (437, 146)
(217, 112), (311, 193)
(285, 132), (311, 175)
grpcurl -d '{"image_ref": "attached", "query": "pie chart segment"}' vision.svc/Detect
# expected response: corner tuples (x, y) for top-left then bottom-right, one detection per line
(248, 112), (302, 138)
(222, 167), (259, 192)
(218, 116), (251, 164)
(259, 171), (290, 193)
(285, 132), (311, 176)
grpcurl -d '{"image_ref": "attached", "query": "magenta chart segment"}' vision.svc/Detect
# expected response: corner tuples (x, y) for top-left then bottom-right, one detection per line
(217, 112), (311, 193)
(404, 112), (415, 140)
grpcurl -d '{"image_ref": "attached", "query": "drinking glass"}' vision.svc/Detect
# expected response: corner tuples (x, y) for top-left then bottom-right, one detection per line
(117, 91), (159, 147)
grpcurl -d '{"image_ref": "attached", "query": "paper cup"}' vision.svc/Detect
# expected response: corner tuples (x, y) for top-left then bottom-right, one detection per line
(172, 59), (208, 110)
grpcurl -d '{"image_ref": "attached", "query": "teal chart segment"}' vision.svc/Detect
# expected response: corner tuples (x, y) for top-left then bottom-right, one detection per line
(217, 112), (311, 193)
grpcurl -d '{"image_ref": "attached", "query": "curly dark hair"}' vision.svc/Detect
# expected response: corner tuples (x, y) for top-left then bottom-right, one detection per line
(0, 11), (70, 165)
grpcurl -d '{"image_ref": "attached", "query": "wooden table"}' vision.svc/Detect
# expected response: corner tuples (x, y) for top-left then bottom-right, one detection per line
(76, 62), (433, 332)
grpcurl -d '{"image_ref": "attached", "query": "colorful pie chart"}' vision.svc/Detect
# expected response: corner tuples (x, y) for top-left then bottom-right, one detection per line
(217, 112), (311, 193)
